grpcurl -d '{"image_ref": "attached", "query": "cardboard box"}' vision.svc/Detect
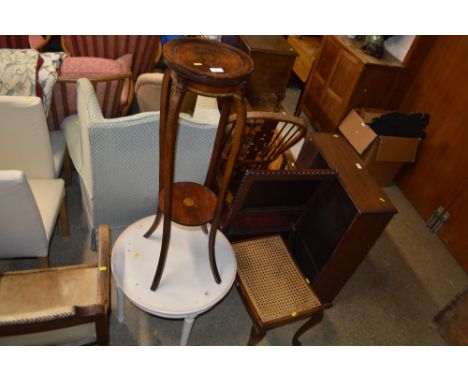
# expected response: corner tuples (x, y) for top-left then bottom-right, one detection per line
(339, 109), (421, 186)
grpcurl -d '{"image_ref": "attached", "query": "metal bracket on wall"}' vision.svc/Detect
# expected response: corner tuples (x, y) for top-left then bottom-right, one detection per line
(431, 211), (450, 233)
(426, 206), (444, 230)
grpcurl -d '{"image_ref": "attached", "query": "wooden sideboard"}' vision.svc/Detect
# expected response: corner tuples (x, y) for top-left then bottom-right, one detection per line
(296, 36), (404, 132)
(295, 133), (397, 303)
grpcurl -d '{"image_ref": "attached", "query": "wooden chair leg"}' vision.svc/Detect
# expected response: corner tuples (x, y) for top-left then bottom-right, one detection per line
(63, 150), (73, 187)
(247, 324), (266, 346)
(95, 314), (110, 345)
(38, 256), (50, 268)
(292, 310), (324, 346)
(58, 197), (70, 236)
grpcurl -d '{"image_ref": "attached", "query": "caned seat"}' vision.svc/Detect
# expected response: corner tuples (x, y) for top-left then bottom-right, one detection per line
(224, 168), (337, 345)
(232, 235), (325, 345)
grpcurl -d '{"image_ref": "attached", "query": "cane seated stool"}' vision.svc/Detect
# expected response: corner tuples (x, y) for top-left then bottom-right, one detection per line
(144, 37), (253, 290)
(232, 235), (326, 345)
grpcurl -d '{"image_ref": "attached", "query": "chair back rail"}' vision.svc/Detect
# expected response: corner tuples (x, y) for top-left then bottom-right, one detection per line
(220, 112), (308, 189)
(61, 35), (161, 80)
(48, 72), (134, 130)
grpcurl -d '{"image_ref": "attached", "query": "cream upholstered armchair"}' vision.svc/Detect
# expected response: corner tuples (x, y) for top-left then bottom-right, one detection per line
(63, 78), (220, 246)
(0, 170), (67, 266)
(0, 95), (71, 184)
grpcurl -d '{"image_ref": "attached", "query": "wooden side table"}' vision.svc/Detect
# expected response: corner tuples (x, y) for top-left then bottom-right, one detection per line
(144, 37), (253, 291)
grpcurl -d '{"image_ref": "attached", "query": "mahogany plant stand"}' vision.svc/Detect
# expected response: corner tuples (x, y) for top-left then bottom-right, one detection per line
(144, 37), (253, 291)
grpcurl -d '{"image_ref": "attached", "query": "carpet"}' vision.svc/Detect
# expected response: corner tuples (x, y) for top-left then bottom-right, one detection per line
(430, 288), (468, 345)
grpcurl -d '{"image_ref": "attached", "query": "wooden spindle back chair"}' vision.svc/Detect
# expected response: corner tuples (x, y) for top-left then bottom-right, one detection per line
(219, 111), (308, 192)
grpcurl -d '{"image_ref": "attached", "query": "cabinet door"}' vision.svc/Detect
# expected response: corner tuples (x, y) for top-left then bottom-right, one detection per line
(316, 48), (361, 131)
(397, 36), (468, 270)
(301, 37), (340, 121)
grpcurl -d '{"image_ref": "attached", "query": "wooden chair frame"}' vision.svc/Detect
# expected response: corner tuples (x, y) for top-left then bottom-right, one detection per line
(221, 111), (308, 166)
(0, 225), (111, 345)
(49, 72), (134, 129)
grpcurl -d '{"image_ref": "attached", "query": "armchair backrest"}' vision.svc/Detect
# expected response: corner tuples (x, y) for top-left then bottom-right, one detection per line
(0, 170), (48, 258)
(75, 78), (218, 232)
(0, 96), (56, 178)
(61, 35), (162, 80)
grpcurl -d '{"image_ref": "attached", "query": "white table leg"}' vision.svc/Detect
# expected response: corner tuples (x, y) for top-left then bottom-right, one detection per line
(117, 287), (125, 324)
(180, 315), (196, 346)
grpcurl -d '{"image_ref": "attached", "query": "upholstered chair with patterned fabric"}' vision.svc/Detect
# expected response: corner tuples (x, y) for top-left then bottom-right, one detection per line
(61, 36), (162, 81)
(63, 78), (220, 247)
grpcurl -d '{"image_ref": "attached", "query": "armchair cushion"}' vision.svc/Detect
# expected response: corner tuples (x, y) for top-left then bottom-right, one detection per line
(0, 49), (41, 98)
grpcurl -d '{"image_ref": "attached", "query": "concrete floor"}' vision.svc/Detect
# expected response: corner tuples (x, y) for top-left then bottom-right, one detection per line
(2, 82), (466, 345)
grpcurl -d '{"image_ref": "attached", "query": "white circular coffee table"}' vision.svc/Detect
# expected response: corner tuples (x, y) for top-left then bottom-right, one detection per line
(111, 215), (237, 345)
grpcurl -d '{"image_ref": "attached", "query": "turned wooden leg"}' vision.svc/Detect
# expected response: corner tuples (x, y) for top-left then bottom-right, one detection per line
(150, 81), (186, 291)
(59, 197), (70, 236)
(63, 150), (73, 187)
(247, 324), (266, 346)
(144, 68), (172, 238)
(292, 310), (324, 346)
(208, 95), (246, 284)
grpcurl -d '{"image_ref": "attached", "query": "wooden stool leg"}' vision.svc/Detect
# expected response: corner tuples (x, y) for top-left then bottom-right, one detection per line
(150, 81), (186, 291)
(95, 314), (110, 345)
(292, 310), (324, 346)
(247, 324), (266, 346)
(208, 95), (246, 283)
(59, 197), (70, 237)
(145, 69), (172, 238)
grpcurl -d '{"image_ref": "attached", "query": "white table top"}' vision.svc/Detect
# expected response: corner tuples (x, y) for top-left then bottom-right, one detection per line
(111, 215), (237, 319)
